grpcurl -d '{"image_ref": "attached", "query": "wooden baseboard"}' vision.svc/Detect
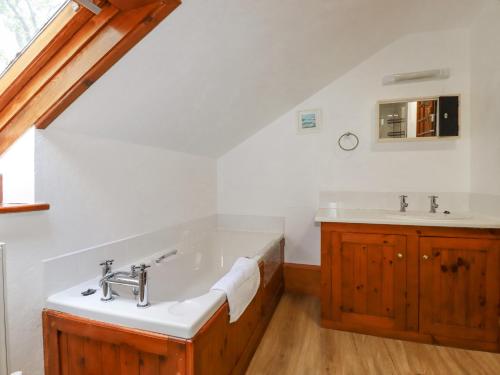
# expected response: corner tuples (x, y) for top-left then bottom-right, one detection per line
(283, 263), (321, 297)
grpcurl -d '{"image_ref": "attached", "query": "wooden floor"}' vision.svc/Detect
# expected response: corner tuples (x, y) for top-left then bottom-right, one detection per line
(246, 293), (500, 375)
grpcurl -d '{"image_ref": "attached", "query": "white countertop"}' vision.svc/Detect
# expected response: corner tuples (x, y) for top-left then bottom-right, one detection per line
(315, 208), (500, 228)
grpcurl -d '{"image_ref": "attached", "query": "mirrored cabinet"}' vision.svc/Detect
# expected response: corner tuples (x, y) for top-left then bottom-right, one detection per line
(378, 96), (459, 141)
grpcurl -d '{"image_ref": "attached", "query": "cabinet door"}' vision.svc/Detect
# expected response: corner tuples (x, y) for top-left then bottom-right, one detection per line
(420, 237), (500, 343)
(331, 232), (407, 330)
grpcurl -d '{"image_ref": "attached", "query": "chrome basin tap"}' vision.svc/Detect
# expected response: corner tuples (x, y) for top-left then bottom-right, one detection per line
(429, 195), (439, 213)
(399, 195), (409, 212)
(99, 261), (151, 308)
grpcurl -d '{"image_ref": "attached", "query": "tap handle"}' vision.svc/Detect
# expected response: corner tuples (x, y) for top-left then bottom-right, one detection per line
(428, 195), (439, 205)
(132, 263), (151, 273)
(100, 260), (114, 278)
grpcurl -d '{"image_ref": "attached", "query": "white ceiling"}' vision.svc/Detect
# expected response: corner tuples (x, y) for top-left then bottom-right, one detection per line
(52, 0), (488, 157)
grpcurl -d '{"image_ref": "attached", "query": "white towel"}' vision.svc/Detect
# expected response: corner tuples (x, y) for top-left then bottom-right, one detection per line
(211, 257), (260, 323)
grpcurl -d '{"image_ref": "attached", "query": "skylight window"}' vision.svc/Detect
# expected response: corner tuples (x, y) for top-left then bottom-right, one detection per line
(0, 0), (69, 76)
(0, 0), (181, 158)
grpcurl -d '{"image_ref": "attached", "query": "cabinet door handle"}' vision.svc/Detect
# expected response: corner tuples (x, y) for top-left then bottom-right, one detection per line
(422, 254), (430, 260)
(397, 253), (404, 259)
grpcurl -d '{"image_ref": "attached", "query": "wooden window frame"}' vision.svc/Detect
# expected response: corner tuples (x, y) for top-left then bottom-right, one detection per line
(0, 0), (181, 155)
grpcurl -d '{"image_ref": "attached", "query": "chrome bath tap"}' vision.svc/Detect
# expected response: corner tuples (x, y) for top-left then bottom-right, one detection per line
(99, 259), (114, 302)
(99, 260), (151, 308)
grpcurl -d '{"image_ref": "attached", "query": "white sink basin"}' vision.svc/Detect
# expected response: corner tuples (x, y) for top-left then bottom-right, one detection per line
(384, 212), (472, 221)
(315, 208), (500, 228)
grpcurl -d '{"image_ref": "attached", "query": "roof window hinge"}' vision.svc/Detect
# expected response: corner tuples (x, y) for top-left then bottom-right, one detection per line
(73, 0), (102, 15)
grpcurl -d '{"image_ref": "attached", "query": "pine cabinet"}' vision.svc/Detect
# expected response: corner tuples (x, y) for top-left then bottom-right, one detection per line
(321, 223), (500, 352)
(420, 237), (499, 347)
(329, 232), (407, 331)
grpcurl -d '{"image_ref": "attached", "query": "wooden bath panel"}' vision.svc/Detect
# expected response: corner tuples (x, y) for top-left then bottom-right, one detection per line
(43, 310), (188, 375)
(43, 239), (285, 375)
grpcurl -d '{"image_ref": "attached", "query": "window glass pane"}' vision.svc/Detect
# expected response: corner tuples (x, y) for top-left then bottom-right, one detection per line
(0, 0), (69, 75)
(0, 127), (34, 203)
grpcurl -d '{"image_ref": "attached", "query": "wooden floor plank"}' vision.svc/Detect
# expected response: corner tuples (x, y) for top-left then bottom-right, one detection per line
(246, 293), (500, 375)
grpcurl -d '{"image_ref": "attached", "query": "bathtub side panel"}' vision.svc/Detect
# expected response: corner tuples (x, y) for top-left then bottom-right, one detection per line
(190, 241), (285, 375)
(42, 310), (188, 375)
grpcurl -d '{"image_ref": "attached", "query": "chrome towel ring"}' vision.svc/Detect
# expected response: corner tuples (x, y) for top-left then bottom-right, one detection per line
(338, 132), (359, 151)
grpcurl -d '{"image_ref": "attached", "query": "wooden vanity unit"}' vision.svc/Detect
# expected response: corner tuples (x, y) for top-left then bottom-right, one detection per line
(321, 223), (500, 352)
(43, 240), (284, 375)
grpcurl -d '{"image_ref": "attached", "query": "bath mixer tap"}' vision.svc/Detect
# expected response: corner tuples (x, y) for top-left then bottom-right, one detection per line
(428, 195), (439, 213)
(99, 262), (151, 308)
(399, 195), (409, 212)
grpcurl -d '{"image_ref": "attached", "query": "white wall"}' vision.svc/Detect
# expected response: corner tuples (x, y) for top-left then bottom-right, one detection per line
(218, 28), (472, 265)
(35, 128), (217, 247)
(0, 128), (217, 375)
(0, 128), (34, 203)
(470, 0), (500, 197)
(56, 0), (486, 158)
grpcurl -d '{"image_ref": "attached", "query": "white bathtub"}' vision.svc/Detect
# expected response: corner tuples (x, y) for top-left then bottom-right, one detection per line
(46, 230), (283, 339)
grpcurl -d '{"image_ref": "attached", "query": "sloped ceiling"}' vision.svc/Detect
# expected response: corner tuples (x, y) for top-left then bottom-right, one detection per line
(52, 0), (488, 157)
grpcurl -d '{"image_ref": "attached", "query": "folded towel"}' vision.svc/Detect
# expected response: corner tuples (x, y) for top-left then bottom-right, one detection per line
(211, 257), (260, 323)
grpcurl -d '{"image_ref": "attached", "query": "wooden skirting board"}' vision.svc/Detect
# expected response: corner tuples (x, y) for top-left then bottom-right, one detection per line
(284, 263), (321, 297)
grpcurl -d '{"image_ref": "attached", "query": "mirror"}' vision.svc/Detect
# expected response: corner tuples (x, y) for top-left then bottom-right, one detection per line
(378, 96), (459, 140)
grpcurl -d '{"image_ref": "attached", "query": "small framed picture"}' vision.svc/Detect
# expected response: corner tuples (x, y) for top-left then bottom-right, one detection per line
(297, 109), (321, 134)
